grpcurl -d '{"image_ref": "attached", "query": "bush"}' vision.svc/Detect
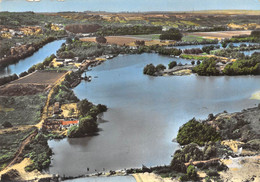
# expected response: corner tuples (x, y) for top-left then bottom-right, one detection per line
(168, 61), (177, 69)
(143, 64), (156, 76)
(96, 36), (107, 44)
(187, 165), (199, 180)
(156, 64), (166, 72)
(2, 121), (13, 128)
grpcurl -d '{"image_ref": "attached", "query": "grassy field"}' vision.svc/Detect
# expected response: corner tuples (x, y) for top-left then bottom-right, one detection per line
(0, 94), (47, 126)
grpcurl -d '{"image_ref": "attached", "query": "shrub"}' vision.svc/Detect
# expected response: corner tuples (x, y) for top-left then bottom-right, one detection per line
(168, 61), (177, 69)
(2, 121), (13, 128)
(156, 64), (166, 72)
(96, 36), (107, 44)
(143, 64), (156, 76)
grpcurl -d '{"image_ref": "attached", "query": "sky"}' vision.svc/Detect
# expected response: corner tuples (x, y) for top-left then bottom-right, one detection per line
(0, 0), (259, 12)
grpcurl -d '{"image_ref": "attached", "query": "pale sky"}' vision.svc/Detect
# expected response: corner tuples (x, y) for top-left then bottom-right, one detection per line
(0, 0), (259, 12)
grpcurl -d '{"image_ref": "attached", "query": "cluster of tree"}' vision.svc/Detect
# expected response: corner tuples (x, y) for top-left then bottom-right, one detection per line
(176, 118), (221, 146)
(96, 25), (162, 36)
(57, 40), (133, 59)
(159, 28), (183, 41)
(214, 48), (246, 59)
(223, 52), (260, 75)
(23, 133), (52, 172)
(143, 63), (166, 76)
(65, 24), (102, 34)
(183, 48), (203, 54)
(49, 81), (79, 106)
(193, 58), (220, 76)
(170, 142), (225, 179)
(0, 74), (18, 86)
(202, 45), (220, 54)
(67, 99), (107, 138)
(157, 47), (182, 56)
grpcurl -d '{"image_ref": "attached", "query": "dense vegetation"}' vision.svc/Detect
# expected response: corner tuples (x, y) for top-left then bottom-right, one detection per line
(96, 25), (162, 36)
(143, 63), (167, 76)
(23, 133), (52, 172)
(0, 127), (36, 170)
(67, 99), (107, 138)
(193, 58), (220, 76)
(176, 118), (221, 146)
(0, 94), (47, 126)
(223, 52), (260, 75)
(159, 28), (183, 41)
(0, 74), (18, 86)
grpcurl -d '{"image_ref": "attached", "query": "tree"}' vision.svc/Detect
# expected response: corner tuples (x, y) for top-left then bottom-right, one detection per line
(79, 115), (98, 135)
(2, 121), (13, 128)
(77, 99), (93, 116)
(143, 64), (156, 76)
(66, 37), (73, 44)
(186, 165), (199, 180)
(156, 64), (166, 72)
(168, 61), (177, 69)
(35, 63), (44, 70)
(19, 71), (28, 78)
(160, 28), (183, 41)
(176, 118), (221, 146)
(96, 36), (107, 44)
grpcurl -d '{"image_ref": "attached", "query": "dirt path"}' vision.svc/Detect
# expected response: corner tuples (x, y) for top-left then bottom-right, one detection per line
(3, 129), (37, 170)
(35, 71), (71, 129)
(1, 71), (70, 173)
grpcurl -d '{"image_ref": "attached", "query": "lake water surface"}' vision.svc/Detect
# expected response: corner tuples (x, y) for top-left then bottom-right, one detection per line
(48, 53), (260, 177)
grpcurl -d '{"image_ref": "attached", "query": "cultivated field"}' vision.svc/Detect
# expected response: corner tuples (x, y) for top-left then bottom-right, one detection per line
(12, 71), (66, 85)
(185, 30), (252, 40)
(0, 71), (67, 96)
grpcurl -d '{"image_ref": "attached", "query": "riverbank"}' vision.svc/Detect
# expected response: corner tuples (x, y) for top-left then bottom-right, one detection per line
(0, 36), (58, 68)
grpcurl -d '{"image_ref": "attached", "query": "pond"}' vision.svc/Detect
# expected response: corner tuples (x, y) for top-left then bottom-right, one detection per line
(48, 53), (260, 177)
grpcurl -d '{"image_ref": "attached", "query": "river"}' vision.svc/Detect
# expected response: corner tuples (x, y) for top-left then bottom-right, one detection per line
(48, 53), (260, 177)
(0, 40), (65, 78)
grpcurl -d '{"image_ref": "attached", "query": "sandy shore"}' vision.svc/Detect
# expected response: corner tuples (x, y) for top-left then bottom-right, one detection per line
(250, 91), (260, 100)
(133, 173), (178, 182)
(220, 156), (260, 182)
(0, 158), (51, 181)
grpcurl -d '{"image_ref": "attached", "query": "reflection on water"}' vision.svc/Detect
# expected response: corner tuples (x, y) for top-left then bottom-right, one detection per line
(49, 53), (260, 177)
